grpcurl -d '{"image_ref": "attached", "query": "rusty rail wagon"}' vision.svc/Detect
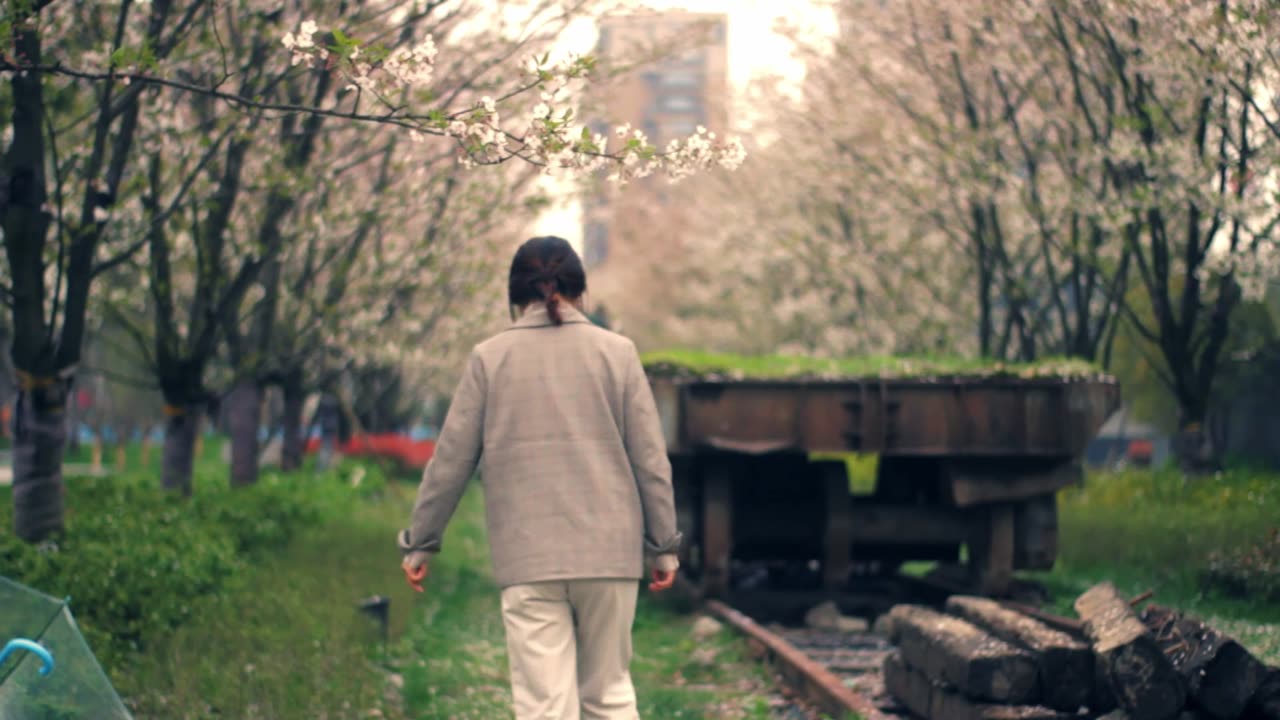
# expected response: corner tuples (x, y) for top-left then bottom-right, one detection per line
(644, 355), (1120, 606)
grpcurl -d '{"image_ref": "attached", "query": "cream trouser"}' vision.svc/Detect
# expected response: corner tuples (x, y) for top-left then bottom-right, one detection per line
(500, 579), (640, 720)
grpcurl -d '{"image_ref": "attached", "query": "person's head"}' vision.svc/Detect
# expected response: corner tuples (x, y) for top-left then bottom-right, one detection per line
(508, 236), (587, 324)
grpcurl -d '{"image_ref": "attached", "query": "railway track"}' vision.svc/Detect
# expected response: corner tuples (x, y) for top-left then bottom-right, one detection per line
(708, 599), (903, 719)
(703, 573), (1059, 720)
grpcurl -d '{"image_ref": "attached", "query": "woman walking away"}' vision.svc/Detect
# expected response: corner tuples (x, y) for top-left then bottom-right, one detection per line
(398, 236), (682, 720)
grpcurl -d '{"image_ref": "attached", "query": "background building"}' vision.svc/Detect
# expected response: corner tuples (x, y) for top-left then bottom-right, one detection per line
(581, 10), (729, 346)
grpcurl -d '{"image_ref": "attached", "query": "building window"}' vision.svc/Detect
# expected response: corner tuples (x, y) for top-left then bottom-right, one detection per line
(660, 70), (700, 88)
(664, 119), (697, 138)
(678, 48), (704, 66)
(712, 21), (725, 44)
(657, 94), (699, 113)
(597, 27), (611, 54)
(584, 221), (610, 268)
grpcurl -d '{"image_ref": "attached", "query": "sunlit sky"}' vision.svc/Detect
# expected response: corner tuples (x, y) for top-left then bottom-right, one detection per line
(528, 0), (836, 250)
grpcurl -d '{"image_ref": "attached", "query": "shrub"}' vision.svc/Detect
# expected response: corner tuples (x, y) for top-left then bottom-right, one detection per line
(1052, 466), (1280, 615)
(1204, 528), (1280, 602)
(0, 455), (383, 667)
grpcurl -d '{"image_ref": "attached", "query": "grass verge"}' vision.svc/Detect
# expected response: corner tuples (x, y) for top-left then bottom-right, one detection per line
(3, 444), (413, 719)
(8, 448), (794, 718)
(641, 348), (1105, 380)
(60, 432), (224, 477)
(1031, 467), (1280, 664)
(118, 479), (418, 719)
(393, 483), (786, 719)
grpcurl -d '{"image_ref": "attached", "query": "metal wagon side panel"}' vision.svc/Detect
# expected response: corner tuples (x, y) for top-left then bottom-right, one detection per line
(649, 376), (1119, 458)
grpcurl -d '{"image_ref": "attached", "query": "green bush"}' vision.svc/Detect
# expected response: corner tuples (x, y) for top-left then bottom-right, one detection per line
(1045, 466), (1280, 619)
(1205, 528), (1280, 602)
(0, 454), (386, 667)
(641, 348), (1106, 380)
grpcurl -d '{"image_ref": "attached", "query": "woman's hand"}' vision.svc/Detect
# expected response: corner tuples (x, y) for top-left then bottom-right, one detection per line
(402, 553), (430, 593)
(648, 568), (676, 592)
(648, 553), (679, 592)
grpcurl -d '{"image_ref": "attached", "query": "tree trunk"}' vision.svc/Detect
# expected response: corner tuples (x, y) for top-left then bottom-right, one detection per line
(227, 379), (262, 487)
(65, 387), (81, 453)
(161, 406), (201, 496)
(10, 384), (70, 542)
(1173, 408), (1218, 474)
(280, 372), (305, 472)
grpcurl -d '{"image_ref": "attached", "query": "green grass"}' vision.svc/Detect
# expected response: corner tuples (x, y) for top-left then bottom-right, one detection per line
(117, 481), (418, 720)
(629, 603), (781, 719)
(61, 433), (224, 476)
(1031, 467), (1280, 664)
(641, 348), (1107, 381)
(3, 441), (408, 719)
(3, 456), (371, 665)
(32, 437), (1280, 714)
(393, 483), (785, 719)
(8, 443), (791, 718)
(393, 485), (511, 719)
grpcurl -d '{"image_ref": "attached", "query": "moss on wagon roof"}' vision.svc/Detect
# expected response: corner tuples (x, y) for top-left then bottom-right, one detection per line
(640, 349), (1109, 381)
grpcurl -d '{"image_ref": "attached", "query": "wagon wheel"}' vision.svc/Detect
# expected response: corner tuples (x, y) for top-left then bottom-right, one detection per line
(669, 454), (701, 579)
(698, 458), (734, 598)
(966, 503), (1015, 597)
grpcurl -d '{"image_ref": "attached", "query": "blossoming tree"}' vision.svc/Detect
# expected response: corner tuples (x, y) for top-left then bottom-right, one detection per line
(668, 49), (977, 358)
(230, 126), (540, 479)
(736, 0), (1278, 463)
(3, 0), (745, 537)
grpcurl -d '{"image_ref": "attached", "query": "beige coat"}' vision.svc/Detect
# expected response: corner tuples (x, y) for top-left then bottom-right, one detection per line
(399, 304), (682, 588)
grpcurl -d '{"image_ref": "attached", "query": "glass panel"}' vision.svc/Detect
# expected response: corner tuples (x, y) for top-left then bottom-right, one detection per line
(1, 579), (133, 720)
(659, 70), (700, 88)
(0, 578), (62, 650)
(0, 607), (133, 720)
(658, 95), (698, 113)
(664, 120), (697, 138)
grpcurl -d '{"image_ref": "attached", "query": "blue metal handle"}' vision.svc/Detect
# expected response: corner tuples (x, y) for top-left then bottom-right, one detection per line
(0, 639), (55, 677)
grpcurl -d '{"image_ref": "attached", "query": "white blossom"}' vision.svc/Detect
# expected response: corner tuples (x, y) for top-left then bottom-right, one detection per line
(272, 15), (747, 184)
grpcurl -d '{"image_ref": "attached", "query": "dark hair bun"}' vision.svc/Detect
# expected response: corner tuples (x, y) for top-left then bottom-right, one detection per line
(508, 236), (587, 325)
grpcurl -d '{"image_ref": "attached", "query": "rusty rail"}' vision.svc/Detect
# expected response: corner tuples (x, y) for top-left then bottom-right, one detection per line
(705, 600), (886, 720)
